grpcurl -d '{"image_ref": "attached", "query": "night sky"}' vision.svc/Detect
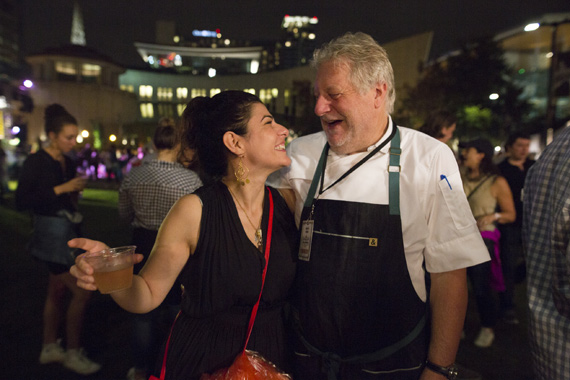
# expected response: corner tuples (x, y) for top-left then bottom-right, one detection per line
(19, 0), (570, 68)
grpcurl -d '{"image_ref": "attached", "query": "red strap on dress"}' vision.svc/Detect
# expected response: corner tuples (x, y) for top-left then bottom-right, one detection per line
(242, 188), (274, 353)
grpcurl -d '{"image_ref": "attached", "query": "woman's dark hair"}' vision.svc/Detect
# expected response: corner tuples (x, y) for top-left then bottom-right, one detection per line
(419, 110), (457, 139)
(477, 150), (500, 176)
(470, 138), (500, 176)
(44, 104), (77, 135)
(181, 91), (262, 181)
(153, 123), (177, 150)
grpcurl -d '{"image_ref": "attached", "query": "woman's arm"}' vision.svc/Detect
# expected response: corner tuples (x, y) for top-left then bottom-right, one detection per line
(492, 176), (516, 224)
(53, 177), (87, 196)
(129, 193), (202, 312)
(71, 193), (202, 313)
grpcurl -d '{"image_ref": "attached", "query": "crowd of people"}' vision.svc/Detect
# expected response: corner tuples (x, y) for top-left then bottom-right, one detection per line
(11, 31), (569, 380)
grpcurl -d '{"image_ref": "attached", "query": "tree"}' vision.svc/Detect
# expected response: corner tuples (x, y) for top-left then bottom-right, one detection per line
(398, 37), (530, 143)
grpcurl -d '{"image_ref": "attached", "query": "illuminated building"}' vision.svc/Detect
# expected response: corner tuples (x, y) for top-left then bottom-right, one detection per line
(23, 1), (138, 150)
(495, 13), (570, 140)
(120, 20), (432, 140)
(135, 21), (265, 76)
(18, 6), (432, 148)
(278, 15), (319, 69)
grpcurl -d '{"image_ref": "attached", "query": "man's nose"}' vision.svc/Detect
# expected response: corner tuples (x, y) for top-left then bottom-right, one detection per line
(314, 96), (330, 117)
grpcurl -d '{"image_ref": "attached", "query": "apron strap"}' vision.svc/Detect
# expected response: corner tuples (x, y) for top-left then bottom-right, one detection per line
(305, 124), (400, 211)
(295, 314), (426, 380)
(388, 127), (401, 216)
(304, 144), (329, 209)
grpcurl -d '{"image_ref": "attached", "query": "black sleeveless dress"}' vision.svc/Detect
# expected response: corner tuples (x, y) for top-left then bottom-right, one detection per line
(155, 182), (297, 379)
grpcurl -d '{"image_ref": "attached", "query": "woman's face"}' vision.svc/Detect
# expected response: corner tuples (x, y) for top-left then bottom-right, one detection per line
(438, 123), (456, 143)
(242, 103), (290, 172)
(50, 124), (79, 154)
(461, 147), (484, 170)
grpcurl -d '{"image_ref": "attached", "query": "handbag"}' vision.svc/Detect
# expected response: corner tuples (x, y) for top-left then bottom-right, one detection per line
(151, 188), (291, 380)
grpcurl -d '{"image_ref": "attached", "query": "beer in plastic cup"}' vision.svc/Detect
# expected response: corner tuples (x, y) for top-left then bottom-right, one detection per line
(84, 245), (136, 294)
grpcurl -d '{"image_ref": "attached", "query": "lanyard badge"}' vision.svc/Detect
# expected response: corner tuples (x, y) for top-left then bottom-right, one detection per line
(299, 205), (315, 261)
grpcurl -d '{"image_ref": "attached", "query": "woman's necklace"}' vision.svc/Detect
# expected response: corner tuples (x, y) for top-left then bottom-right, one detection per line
(227, 185), (263, 250)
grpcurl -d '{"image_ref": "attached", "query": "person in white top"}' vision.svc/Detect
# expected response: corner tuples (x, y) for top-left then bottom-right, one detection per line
(268, 32), (489, 380)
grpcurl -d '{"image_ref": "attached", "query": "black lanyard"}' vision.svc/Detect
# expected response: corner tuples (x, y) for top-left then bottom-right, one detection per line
(303, 120), (397, 209)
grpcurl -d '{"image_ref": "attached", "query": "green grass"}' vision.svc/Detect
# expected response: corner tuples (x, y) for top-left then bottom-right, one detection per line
(6, 180), (118, 206)
(81, 188), (119, 207)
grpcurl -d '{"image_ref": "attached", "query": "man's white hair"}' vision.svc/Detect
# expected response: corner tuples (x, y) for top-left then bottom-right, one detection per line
(311, 32), (396, 113)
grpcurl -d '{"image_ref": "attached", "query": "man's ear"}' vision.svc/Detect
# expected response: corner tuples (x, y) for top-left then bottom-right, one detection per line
(374, 82), (388, 109)
(222, 131), (245, 156)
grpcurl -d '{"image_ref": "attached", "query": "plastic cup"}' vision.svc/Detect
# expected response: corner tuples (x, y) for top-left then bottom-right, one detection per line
(84, 245), (136, 294)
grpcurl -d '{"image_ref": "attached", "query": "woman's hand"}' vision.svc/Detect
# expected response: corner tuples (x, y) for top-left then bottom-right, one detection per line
(68, 238), (143, 291)
(68, 238), (108, 291)
(476, 214), (497, 231)
(55, 177), (87, 195)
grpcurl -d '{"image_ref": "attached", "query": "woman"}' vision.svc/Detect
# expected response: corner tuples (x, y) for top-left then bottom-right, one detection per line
(15, 104), (100, 375)
(460, 138), (515, 348)
(419, 110), (457, 143)
(70, 91), (298, 379)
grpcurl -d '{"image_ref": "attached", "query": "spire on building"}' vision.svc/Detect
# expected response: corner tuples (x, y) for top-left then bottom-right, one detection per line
(71, 1), (86, 46)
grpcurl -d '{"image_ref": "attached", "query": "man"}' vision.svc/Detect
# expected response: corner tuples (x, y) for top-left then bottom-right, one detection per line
(523, 126), (570, 380)
(119, 118), (202, 380)
(497, 132), (535, 323)
(269, 32), (489, 379)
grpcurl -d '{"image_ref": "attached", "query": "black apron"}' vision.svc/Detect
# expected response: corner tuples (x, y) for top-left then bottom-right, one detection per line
(293, 126), (428, 380)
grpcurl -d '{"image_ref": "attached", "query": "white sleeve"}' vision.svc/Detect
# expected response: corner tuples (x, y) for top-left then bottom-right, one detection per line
(266, 166), (291, 190)
(423, 146), (490, 272)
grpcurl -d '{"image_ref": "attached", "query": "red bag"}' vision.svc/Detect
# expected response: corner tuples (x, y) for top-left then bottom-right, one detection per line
(200, 350), (291, 380)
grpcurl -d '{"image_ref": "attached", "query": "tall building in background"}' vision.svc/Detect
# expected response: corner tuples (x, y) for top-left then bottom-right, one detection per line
(278, 15), (319, 69)
(0, 0), (19, 78)
(71, 0), (86, 46)
(124, 16), (325, 136)
(133, 15), (318, 76)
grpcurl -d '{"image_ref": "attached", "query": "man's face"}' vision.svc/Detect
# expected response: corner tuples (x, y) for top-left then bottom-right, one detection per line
(313, 60), (386, 155)
(509, 138), (530, 161)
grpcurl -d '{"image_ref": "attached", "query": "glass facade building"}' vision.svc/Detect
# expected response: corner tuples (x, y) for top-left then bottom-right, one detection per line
(497, 13), (570, 132)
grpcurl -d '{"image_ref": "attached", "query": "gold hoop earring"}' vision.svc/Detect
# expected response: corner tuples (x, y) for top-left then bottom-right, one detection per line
(235, 156), (250, 186)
